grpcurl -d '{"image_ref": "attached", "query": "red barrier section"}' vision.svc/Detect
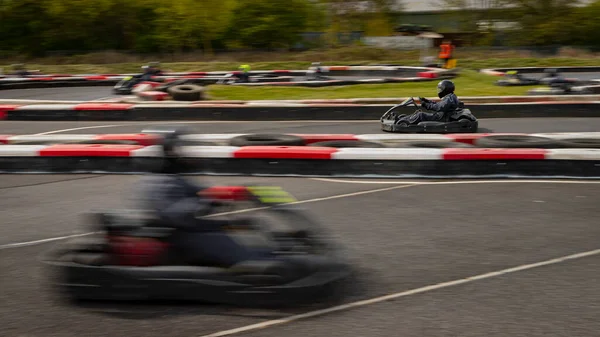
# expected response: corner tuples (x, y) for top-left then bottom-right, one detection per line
(0, 135), (13, 144)
(39, 144), (144, 157)
(74, 103), (134, 111)
(138, 91), (169, 101)
(443, 148), (547, 160)
(0, 105), (19, 120)
(85, 75), (108, 80)
(328, 66), (349, 71)
(94, 133), (161, 146)
(418, 72), (438, 79)
(292, 134), (359, 144)
(233, 146), (338, 159)
(272, 70), (290, 73)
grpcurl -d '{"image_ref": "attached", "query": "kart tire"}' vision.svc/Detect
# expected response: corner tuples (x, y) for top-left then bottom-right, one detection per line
(229, 134), (305, 147)
(307, 140), (386, 148)
(168, 84), (205, 101)
(474, 135), (563, 148)
(556, 138), (600, 148)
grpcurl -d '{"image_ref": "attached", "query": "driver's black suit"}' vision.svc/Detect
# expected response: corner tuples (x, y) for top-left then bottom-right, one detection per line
(134, 173), (272, 267)
(399, 93), (460, 124)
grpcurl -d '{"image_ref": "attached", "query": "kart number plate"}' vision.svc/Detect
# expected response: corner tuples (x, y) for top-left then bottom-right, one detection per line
(247, 186), (297, 204)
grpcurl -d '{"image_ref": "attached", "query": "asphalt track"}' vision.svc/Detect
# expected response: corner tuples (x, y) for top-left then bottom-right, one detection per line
(1, 114), (600, 336)
(4, 117), (600, 135)
(1, 175), (599, 337)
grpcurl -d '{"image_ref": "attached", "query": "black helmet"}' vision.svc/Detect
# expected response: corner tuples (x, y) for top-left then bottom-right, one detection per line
(437, 80), (455, 98)
(142, 126), (193, 174)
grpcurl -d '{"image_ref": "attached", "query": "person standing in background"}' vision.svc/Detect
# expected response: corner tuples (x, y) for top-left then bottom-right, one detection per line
(438, 40), (455, 69)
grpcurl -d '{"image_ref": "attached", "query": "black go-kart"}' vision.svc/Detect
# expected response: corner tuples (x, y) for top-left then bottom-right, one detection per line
(380, 97), (478, 133)
(43, 185), (352, 307)
(495, 71), (541, 86)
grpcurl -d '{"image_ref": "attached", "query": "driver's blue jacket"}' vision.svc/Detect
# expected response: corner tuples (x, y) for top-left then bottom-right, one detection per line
(133, 174), (218, 231)
(422, 93), (460, 117)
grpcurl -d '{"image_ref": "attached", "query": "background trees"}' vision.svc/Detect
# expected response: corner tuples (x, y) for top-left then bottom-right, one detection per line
(1, 0), (599, 56)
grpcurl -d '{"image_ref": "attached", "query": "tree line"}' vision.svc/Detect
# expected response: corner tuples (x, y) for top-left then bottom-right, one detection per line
(1, 0), (600, 56)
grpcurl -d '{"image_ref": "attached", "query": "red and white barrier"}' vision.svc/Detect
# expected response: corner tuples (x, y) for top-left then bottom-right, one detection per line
(2, 132), (600, 146)
(1, 144), (600, 161)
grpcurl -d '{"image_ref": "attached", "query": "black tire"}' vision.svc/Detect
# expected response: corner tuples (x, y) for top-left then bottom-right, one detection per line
(182, 140), (219, 146)
(401, 141), (474, 148)
(229, 134), (305, 147)
(474, 135), (563, 148)
(307, 140), (386, 148)
(67, 140), (140, 145)
(168, 84), (205, 101)
(557, 138), (600, 148)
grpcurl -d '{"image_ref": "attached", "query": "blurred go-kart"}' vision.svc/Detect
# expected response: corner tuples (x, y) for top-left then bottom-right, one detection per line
(43, 185), (352, 307)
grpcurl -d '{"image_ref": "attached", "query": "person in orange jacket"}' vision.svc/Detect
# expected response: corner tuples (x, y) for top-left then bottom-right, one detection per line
(438, 40), (454, 69)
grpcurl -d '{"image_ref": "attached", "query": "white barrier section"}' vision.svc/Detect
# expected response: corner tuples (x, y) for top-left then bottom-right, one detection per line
(532, 132), (600, 140)
(332, 148), (444, 160)
(180, 146), (238, 158)
(546, 149), (600, 160)
(0, 145), (46, 156)
(131, 145), (163, 157)
(16, 104), (78, 110)
(357, 134), (448, 141)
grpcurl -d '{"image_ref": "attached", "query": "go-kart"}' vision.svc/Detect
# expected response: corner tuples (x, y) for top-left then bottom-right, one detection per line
(380, 97), (478, 133)
(43, 185), (352, 307)
(495, 71), (540, 86)
(113, 75), (154, 95)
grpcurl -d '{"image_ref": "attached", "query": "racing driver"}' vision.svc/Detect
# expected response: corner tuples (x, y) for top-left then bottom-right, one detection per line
(397, 80), (460, 124)
(133, 128), (271, 267)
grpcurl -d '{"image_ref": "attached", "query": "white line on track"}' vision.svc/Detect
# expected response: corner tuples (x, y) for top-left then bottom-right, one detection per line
(0, 184), (414, 250)
(310, 177), (600, 185)
(199, 247), (600, 337)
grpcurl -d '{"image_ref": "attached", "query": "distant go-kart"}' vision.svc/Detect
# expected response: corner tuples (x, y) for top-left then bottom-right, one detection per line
(380, 97), (478, 133)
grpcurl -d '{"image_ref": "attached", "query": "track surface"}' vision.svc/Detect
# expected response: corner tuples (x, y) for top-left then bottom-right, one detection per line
(1, 175), (599, 337)
(3, 118), (600, 135)
(1, 114), (599, 336)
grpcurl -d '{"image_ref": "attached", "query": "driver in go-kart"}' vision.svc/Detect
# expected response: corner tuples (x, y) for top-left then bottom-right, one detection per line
(397, 80), (460, 124)
(133, 128), (271, 266)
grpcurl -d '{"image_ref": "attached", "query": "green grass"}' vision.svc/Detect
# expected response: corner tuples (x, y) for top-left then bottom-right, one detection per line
(206, 70), (532, 100)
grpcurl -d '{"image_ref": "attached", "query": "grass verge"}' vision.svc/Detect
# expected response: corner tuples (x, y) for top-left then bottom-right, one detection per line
(206, 70), (532, 100)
